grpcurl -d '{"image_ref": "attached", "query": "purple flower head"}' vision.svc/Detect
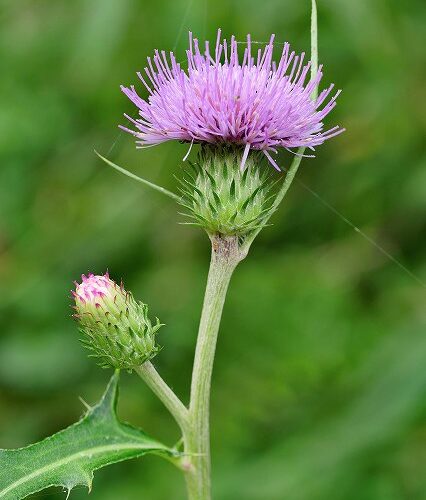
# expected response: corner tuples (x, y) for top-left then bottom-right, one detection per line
(73, 272), (114, 306)
(120, 30), (343, 171)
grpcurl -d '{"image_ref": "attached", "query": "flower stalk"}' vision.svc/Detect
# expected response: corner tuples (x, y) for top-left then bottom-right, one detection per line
(135, 362), (190, 436)
(184, 235), (244, 499)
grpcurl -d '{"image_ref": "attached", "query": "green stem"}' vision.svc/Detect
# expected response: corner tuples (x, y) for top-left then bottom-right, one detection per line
(242, 0), (318, 254)
(135, 361), (190, 436)
(242, 152), (304, 253)
(184, 235), (243, 499)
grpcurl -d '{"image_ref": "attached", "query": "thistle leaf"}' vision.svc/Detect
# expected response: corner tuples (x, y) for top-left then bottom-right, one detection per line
(0, 372), (177, 500)
(95, 151), (180, 201)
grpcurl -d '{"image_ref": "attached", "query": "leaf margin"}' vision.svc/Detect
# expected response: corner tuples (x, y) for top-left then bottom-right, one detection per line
(0, 371), (178, 500)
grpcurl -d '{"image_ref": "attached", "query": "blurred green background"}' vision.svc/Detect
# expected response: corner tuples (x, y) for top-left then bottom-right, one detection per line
(1, 0), (425, 498)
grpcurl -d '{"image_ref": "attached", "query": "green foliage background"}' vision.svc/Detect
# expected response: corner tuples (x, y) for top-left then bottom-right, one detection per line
(0, 0), (425, 498)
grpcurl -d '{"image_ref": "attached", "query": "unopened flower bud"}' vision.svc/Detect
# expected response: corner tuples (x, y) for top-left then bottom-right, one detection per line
(73, 273), (162, 370)
(179, 145), (276, 237)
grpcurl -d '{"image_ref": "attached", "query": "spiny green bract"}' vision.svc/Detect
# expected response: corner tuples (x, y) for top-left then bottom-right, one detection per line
(79, 301), (162, 371)
(178, 146), (277, 237)
(74, 275), (162, 370)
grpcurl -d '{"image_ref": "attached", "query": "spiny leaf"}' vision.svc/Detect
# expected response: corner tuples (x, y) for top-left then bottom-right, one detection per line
(0, 372), (178, 500)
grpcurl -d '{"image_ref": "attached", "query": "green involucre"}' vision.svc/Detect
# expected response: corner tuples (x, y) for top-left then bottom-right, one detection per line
(76, 286), (162, 370)
(178, 145), (277, 237)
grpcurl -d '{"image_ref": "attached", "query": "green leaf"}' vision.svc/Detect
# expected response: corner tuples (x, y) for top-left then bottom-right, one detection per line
(94, 150), (180, 201)
(0, 372), (177, 499)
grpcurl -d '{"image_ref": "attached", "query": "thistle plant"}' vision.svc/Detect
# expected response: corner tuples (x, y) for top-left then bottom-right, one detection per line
(0, 2), (344, 499)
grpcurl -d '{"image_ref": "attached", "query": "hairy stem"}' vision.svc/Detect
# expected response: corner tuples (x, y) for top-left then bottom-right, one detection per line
(184, 235), (243, 499)
(136, 361), (189, 435)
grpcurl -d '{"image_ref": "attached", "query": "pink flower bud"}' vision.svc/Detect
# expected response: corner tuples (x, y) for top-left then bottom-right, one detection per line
(72, 272), (162, 370)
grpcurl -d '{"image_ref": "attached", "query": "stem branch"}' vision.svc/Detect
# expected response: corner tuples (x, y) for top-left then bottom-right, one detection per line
(136, 361), (189, 435)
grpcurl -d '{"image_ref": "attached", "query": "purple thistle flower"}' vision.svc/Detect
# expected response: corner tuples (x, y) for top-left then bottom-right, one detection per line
(73, 272), (113, 306)
(120, 30), (343, 171)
